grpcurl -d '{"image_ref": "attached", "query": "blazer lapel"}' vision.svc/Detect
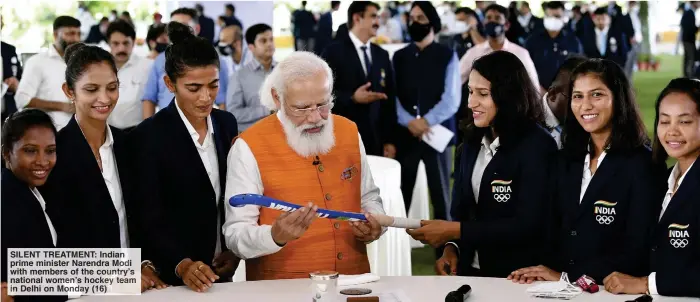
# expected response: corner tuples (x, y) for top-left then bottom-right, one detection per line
(575, 152), (621, 221)
(344, 36), (369, 83)
(478, 147), (507, 205)
(111, 128), (131, 204)
(658, 162), (700, 226)
(211, 114), (227, 198)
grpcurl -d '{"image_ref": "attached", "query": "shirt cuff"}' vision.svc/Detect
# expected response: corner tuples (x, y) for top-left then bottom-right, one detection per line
(445, 242), (460, 255)
(263, 224), (285, 253)
(648, 272), (658, 295)
(174, 259), (188, 278)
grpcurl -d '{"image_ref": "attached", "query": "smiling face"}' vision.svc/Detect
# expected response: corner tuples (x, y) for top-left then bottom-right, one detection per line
(571, 74), (614, 137)
(467, 70), (498, 128)
(657, 92), (700, 162)
(165, 65), (219, 121)
(3, 126), (57, 187)
(62, 62), (119, 122)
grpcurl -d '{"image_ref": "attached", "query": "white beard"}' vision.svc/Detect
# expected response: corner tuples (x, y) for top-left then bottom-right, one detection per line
(278, 108), (335, 158)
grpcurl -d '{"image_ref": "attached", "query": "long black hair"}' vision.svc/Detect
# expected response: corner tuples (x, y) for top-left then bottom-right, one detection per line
(651, 78), (700, 165)
(63, 43), (118, 90)
(164, 21), (220, 83)
(461, 50), (545, 148)
(562, 59), (649, 159)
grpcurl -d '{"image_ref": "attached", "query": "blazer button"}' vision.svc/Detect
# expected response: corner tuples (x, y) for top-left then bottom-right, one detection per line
(651, 246), (657, 252)
(337, 253), (343, 260)
(318, 165), (324, 172)
(325, 193), (332, 201)
(570, 231), (577, 236)
(334, 222), (340, 229)
(569, 260), (575, 265)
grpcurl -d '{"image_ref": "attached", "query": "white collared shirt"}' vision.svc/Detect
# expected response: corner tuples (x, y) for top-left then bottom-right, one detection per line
(174, 100), (222, 258)
(349, 31), (373, 76)
(467, 135), (501, 269)
(517, 13), (533, 29)
(580, 150), (607, 203)
(15, 46), (72, 130)
(594, 26), (610, 55)
(222, 121), (385, 260)
(30, 187), (57, 246)
(542, 93), (563, 149)
(459, 39), (540, 88)
(108, 55), (153, 129)
(649, 160), (696, 295)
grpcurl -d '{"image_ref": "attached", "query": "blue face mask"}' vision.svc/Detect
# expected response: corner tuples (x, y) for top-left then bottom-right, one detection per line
(484, 22), (505, 38)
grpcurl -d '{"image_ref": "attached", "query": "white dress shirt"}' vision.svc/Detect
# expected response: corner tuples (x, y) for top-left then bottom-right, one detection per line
(542, 93), (562, 149)
(468, 136), (500, 269)
(222, 118), (385, 260)
(594, 26), (610, 56)
(459, 39), (540, 88)
(30, 188), (57, 246)
(15, 45), (72, 130)
(175, 100), (222, 259)
(580, 150), (607, 203)
(649, 160), (696, 295)
(349, 31), (372, 76)
(108, 55), (153, 129)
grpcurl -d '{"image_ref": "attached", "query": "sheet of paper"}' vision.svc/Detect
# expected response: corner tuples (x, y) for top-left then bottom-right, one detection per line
(1, 83), (8, 97)
(421, 124), (454, 153)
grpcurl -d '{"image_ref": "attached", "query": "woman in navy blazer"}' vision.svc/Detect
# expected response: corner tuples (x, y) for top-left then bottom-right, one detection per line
(604, 78), (700, 298)
(1, 110), (66, 302)
(407, 51), (558, 277)
(509, 59), (663, 285)
(40, 43), (166, 292)
(126, 22), (239, 292)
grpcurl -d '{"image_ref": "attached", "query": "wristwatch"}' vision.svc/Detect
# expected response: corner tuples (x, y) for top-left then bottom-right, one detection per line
(141, 260), (159, 275)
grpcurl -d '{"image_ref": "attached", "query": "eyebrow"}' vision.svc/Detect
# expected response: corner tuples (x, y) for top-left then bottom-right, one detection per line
(184, 79), (219, 86)
(660, 113), (691, 117)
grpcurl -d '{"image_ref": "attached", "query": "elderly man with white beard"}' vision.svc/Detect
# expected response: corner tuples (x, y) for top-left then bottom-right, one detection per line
(222, 52), (386, 281)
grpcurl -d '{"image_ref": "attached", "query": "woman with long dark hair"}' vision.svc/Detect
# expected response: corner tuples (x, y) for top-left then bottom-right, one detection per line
(604, 78), (700, 298)
(407, 50), (558, 277)
(509, 59), (662, 285)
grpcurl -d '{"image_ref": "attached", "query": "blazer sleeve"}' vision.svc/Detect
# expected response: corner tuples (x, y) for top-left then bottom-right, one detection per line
(380, 52), (398, 146)
(459, 137), (557, 247)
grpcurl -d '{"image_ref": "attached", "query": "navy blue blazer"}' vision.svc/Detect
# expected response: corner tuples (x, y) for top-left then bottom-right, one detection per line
(548, 147), (663, 282)
(650, 161), (700, 297)
(321, 35), (397, 155)
(581, 25), (630, 68)
(315, 11), (333, 54)
(450, 124), (558, 277)
(41, 117), (133, 249)
(126, 101), (238, 285)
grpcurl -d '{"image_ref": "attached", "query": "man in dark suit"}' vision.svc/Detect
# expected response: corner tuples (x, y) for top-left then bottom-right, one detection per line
(195, 3), (216, 44)
(681, 1), (700, 77)
(224, 3), (243, 29)
(315, 1), (341, 55)
(506, 1), (543, 46)
(292, 1), (317, 51)
(1, 41), (22, 125)
(321, 1), (397, 158)
(582, 8), (630, 68)
(84, 17), (109, 44)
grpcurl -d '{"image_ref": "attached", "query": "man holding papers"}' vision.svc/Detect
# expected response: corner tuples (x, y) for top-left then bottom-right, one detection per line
(222, 52), (386, 281)
(392, 1), (460, 228)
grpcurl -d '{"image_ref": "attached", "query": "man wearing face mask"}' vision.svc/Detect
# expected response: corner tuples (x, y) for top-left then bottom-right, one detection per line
(581, 8), (630, 69)
(393, 2), (460, 244)
(452, 7), (485, 59)
(459, 4), (539, 89)
(146, 24), (168, 59)
(142, 8), (229, 119)
(507, 1), (544, 46)
(525, 1), (583, 91)
(217, 25), (251, 74)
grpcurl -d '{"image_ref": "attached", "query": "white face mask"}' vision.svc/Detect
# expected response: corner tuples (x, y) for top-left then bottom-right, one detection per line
(543, 16), (565, 32)
(454, 21), (470, 33)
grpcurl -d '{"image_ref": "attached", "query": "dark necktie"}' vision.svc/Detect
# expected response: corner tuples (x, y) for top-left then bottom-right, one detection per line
(360, 45), (372, 78)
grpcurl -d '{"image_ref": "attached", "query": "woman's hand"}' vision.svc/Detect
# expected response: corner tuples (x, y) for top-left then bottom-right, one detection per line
(141, 266), (168, 293)
(435, 244), (459, 276)
(406, 220), (460, 248)
(176, 259), (219, 293)
(507, 265), (562, 284)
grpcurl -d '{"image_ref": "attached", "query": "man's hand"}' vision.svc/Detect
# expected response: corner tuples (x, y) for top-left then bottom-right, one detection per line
(406, 220), (460, 248)
(407, 118), (431, 138)
(1, 282), (12, 302)
(271, 202), (318, 246)
(62, 102), (75, 113)
(212, 250), (240, 279)
(141, 266), (168, 292)
(435, 244), (458, 276)
(352, 82), (387, 104)
(3, 77), (19, 93)
(603, 272), (648, 295)
(351, 213), (382, 243)
(383, 143), (396, 158)
(176, 259), (219, 293)
(507, 265), (561, 284)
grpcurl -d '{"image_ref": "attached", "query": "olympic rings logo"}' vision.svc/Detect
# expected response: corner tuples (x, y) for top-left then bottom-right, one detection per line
(494, 194), (510, 202)
(670, 239), (689, 248)
(596, 215), (615, 225)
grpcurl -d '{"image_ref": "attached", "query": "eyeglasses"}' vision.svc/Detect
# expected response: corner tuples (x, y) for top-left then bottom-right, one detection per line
(286, 102), (335, 117)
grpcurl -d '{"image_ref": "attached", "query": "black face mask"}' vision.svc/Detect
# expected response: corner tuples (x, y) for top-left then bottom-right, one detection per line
(408, 22), (432, 42)
(154, 43), (168, 53)
(484, 22), (505, 38)
(217, 43), (234, 56)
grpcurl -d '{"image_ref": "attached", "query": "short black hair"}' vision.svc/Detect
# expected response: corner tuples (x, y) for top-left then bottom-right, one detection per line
(99, 17), (109, 23)
(572, 5), (581, 13)
(121, 11), (131, 17)
(544, 1), (565, 11)
(2, 109), (57, 158)
(171, 7), (198, 20)
(462, 51), (545, 148)
(146, 24), (167, 50)
(245, 23), (272, 45)
(63, 43), (118, 90)
(549, 55), (588, 89)
(302, 1), (308, 7)
(225, 3), (235, 13)
(195, 3), (204, 13)
(331, 1), (341, 9)
(652, 78), (700, 165)
(455, 7), (477, 18)
(347, 1), (380, 29)
(53, 16), (81, 32)
(106, 20), (136, 42)
(593, 7), (609, 16)
(563, 59), (649, 158)
(165, 21), (220, 83)
(485, 4), (509, 20)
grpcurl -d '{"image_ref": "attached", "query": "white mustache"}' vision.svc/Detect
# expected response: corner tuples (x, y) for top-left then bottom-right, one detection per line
(299, 121), (326, 130)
